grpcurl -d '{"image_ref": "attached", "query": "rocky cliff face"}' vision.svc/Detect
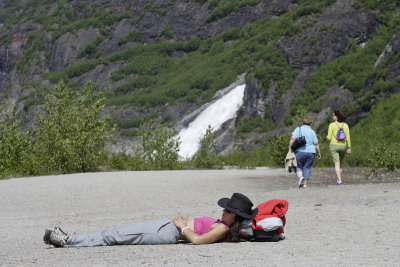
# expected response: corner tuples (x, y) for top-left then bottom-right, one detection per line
(242, 0), (381, 133)
(0, 0), (399, 155)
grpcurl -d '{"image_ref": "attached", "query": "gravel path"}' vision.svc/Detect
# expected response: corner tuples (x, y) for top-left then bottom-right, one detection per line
(1, 168), (399, 266)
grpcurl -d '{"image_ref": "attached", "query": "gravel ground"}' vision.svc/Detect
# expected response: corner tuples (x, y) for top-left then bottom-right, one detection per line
(1, 168), (399, 266)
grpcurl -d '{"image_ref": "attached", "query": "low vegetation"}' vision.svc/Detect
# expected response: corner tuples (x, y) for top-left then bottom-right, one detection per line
(0, 81), (113, 177)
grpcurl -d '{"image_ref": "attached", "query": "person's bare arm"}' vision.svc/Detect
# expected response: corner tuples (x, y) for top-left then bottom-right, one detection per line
(181, 224), (228, 245)
(172, 217), (228, 245)
(314, 142), (321, 159)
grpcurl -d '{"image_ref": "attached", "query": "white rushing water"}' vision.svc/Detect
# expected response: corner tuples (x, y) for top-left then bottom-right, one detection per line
(178, 84), (246, 159)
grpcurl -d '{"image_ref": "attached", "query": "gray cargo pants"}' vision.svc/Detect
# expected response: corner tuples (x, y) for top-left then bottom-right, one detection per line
(65, 219), (180, 247)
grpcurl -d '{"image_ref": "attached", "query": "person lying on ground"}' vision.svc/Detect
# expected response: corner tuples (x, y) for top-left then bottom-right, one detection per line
(43, 193), (258, 247)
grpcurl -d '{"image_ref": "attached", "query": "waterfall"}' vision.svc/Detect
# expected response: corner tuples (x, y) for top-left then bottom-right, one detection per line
(177, 84), (246, 159)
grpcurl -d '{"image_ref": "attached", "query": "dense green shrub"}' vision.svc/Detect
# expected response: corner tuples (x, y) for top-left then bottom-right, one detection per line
(118, 29), (144, 45)
(77, 36), (105, 58)
(217, 145), (272, 168)
(0, 81), (113, 177)
(138, 121), (181, 170)
(0, 105), (34, 177)
(367, 141), (398, 175)
(111, 114), (157, 129)
(238, 117), (274, 133)
(43, 59), (101, 82)
(194, 126), (221, 168)
(266, 135), (291, 167)
(348, 92), (400, 170)
(32, 81), (113, 174)
(162, 24), (174, 39)
(206, 0), (259, 22)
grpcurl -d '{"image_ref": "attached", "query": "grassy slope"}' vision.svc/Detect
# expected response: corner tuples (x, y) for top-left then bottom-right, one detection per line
(348, 92), (400, 167)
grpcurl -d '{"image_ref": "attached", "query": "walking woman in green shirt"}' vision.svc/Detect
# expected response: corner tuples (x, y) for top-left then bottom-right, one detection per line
(326, 110), (351, 185)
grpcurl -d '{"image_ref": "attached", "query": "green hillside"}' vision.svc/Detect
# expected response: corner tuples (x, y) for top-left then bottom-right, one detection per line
(349, 92), (400, 169)
(1, 0), (400, 175)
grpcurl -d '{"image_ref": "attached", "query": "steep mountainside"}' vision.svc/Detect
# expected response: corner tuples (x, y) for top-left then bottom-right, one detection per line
(0, 0), (399, 154)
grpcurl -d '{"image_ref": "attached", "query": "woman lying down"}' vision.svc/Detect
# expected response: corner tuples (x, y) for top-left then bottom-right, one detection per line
(44, 193), (266, 247)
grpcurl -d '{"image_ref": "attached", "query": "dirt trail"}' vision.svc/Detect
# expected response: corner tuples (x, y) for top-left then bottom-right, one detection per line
(1, 168), (399, 266)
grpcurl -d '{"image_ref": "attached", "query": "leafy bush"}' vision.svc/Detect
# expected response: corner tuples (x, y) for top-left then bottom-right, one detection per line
(0, 105), (34, 177)
(118, 29), (144, 45)
(266, 135), (290, 167)
(194, 125), (221, 168)
(373, 79), (396, 94)
(1, 81), (113, 177)
(77, 36), (105, 58)
(217, 145), (272, 168)
(348, 91), (400, 170)
(162, 24), (174, 39)
(111, 114), (157, 129)
(206, 0), (259, 22)
(367, 141), (398, 176)
(238, 117), (274, 133)
(33, 81), (113, 174)
(138, 121), (181, 170)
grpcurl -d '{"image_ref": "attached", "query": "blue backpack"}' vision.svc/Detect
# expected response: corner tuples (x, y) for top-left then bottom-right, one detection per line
(335, 122), (346, 140)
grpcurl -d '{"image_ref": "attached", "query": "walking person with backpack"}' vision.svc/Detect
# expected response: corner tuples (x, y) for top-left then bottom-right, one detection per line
(289, 118), (321, 188)
(327, 110), (351, 185)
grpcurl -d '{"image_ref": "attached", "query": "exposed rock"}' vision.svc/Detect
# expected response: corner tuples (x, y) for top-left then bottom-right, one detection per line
(50, 28), (99, 71)
(312, 85), (354, 125)
(279, 0), (378, 69)
(214, 118), (237, 155)
(374, 31), (400, 82)
(244, 79), (265, 119)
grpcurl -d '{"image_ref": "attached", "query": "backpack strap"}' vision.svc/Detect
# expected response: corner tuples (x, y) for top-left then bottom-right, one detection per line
(335, 122), (344, 128)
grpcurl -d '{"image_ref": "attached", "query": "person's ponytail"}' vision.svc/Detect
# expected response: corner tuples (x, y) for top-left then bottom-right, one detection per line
(226, 216), (244, 242)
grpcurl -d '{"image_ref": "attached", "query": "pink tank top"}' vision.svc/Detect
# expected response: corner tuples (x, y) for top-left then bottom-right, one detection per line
(193, 216), (229, 235)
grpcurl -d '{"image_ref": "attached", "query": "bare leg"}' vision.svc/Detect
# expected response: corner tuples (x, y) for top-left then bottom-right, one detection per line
(296, 171), (303, 179)
(335, 162), (342, 183)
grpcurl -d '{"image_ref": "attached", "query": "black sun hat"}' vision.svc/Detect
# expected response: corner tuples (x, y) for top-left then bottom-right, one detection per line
(218, 193), (258, 219)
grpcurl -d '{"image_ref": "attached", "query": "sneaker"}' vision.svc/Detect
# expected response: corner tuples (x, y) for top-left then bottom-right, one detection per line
(337, 181), (342, 185)
(47, 227), (70, 247)
(302, 184), (307, 188)
(298, 177), (304, 187)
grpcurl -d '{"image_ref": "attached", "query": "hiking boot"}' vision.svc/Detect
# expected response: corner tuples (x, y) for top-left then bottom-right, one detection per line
(47, 227), (70, 247)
